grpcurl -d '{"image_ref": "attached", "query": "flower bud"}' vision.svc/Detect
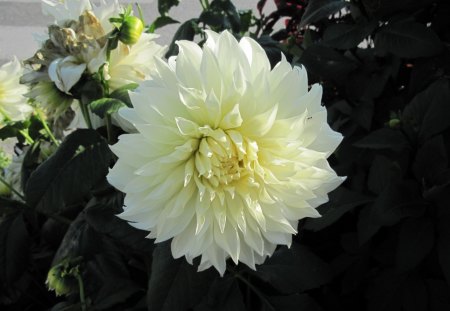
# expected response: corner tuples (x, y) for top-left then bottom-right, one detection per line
(388, 118), (401, 129)
(46, 258), (79, 296)
(118, 16), (144, 45)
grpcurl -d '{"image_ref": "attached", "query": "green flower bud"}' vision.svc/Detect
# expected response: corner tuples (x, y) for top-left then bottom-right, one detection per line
(389, 118), (401, 129)
(46, 259), (79, 296)
(118, 16), (144, 45)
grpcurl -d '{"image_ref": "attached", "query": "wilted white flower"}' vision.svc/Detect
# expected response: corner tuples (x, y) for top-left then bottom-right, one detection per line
(27, 0), (166, 129)
(0, 58), (32, 126)
(107, 30), (345, 275)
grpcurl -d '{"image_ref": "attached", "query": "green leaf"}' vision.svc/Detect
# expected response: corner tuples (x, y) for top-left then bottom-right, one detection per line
(257, 243), (332, 293)
(158, 0), (180, 16)
(354, 128), (408, 152)
(403, 79), (450, 142)
(303, 187), (372, 231)
(368, 155), (402, 194)
(374, 21), (443, 58)
(147, 242), (216, 311)
(323, 21), (377, 49)
(438, 215), (450, 288)
(300, 0), (347, 27)
(199, 10), (227, 29)
(84, 193), (154, 253)
(396, 217), (434, 271)
(371, 180), (425, 227)
(267, 294), (322, 311)
(109, 83), (139, 107)
(24, 129), (112, 214)
(195, 277), (246, 311)
(166, 18), (198, 57)
(148, 16), (180, 33)
(0, 213), (30, 284)
(300, 45), (358, 82)
(90, 98), (127, 118)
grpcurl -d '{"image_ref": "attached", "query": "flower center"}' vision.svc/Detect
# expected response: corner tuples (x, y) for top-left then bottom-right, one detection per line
(194, 126), (258, 191)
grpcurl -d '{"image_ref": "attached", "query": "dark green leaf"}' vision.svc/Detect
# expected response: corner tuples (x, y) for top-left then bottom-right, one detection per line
(257, 243), (332, 293)
(0, 213), (29, 284)
(149, 16), (179, 33)
(358, 205), (382, 245)
(438, 215), (450, 288)
(396, 217), (434, 271)
(109, 83), (139, 107)
(368, 155), (402, 194)
(401, 276), (428, 311)
(300, 0), (347, 27)
(303, 187), (372, 231)
(323, 21), (377, 49)
(403, 79), (450, 142)
(371, 180), (425, 227)
(84, 193), (154, 253)
(195, 277), (246, 311)
(300, 45), (358, 82)
(166, 18), (198, 57)
(354, 128), (408, 152)
(427, 279), (450, 311)
(199, 10), (227, 29)
(147, 242), (216, 311)
(413, 135), (448, 182)
(268, 294), (322, 311)
(24, 129), (112, 214)
(90, 98), (127, 118)
(158, 0), (180, 16)
(374, 21), (443, 58)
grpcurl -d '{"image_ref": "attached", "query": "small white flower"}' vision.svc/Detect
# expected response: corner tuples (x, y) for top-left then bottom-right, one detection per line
(0, 58), (32, 126)
(48, 56), (86, 94)
(107, 30), (345, 275)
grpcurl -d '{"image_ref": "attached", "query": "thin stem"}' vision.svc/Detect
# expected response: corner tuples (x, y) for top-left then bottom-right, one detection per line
(199, 0), (210, 10)
(135, 3), (145, 23)
(0, 174), (26, 201)
(105, 114), (113, 144)
(79, 99), (93, 129)
(36, 109), (59, 146)
(76, 274), (87, 311)
(0, 107), (34, 144)
(19, 129), (34, 145)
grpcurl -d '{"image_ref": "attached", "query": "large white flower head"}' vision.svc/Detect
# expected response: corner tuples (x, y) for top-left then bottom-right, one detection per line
(107, 30), (345, 275)
(0, 58), (32, 126)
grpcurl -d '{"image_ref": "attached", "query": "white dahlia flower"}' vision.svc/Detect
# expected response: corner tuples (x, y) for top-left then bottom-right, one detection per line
(0, 58), (32, 126)
(107, 30), (345, 275)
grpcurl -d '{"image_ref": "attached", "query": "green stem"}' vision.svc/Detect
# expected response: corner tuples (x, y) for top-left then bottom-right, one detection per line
(200, 0), (210, 10)
(105, 114), (113, 144)
(79, 99), (93, 129)
(0, 107), (34, 144)
(18, 129), (34, 145)
(36, 109), (59, 146)
(136, 3), (145, 24)
(0, 174), (26, 201)
(76, 274), (87, 311)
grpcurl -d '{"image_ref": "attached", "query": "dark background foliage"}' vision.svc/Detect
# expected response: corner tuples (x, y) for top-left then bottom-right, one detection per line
(1, 0), (450, 310)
